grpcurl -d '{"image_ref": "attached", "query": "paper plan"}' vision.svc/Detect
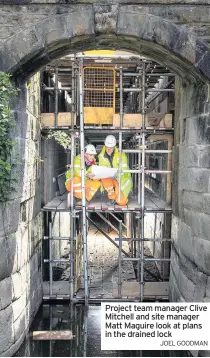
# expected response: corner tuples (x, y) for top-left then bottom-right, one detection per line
(92, 165), (118, 179)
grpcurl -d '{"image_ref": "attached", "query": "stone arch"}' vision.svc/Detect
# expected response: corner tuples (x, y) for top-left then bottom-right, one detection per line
(0, 6), (209, 82)
(1, 6), (210, 358)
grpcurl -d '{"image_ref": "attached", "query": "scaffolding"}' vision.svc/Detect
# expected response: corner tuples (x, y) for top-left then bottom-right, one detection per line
(41, 53), (174, 305)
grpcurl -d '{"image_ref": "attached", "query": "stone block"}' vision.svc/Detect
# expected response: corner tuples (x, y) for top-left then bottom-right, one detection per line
(172, 216), (210, 276)
(184, 208), (210, 240)
(173, 28), (196, 65)
(21, 198), (39, 226)
(186, 82), (207, 118)
(0, 237), (9, 281)
(31, 213), (43, 249)
(0, 43), (19, 72)
(179, 145), (199, 168)
(206, 276), (210, 298)
(171, 250), (195, 301)
(1, 328), (26, 358)
(117, 10), (180, 55)
(0, 278), (12, 310)
(94, 4), (118, 33)
(0, 305), (14, 356)
(20, 264), (30, 292)
(171, 248), (207, 301)
(183, 190), (204, 213)
(11, 110), (29, 140)
(29, 251), (39, 285)
(169, 267), (185, 302)
(6, 26), (45, 67)
(7, 230), (21, 275)
(36, 13), (70, 45)
(17, 138), (37, 203)
(196, 48), (210, 82)
(198, 146), (210, 168)
(29, 271), (42, 315)
(13, 308), (26, 343)
(11, 272), (22, 301)
(11, 290), (27, 322)
(21, 226), (30, 267)
(186, 114), (210, 145)
(0, 199), (21, 236)
(188, 236), (210, 275)
(179, 168), (210, 193)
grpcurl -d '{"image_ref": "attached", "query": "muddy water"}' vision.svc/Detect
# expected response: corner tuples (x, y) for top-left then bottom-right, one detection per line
(14, 304), (188, 357)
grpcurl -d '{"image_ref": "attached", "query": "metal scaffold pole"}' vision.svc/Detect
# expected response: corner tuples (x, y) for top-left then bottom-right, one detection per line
(140, 62), (146, 302)
(49, 221), (53, 297)
(118, 220), (123, 298)
(54, 67), (58, 127)
(118, 67), (123, 204)
(70, 61), (75, 300)
(79, 56), (89, 306)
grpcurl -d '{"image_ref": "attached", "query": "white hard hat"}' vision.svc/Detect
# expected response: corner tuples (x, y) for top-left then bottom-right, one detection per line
(104, 135), (117, 147)
(85, 144), (97, 155)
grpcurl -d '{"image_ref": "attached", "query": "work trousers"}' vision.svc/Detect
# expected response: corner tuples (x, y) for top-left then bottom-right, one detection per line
(101, 178), (128, 206)
(66, 175), (101, 201)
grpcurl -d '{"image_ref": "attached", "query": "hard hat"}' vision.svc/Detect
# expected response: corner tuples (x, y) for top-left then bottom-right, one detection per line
(104, 135), (117, 147)
(85, 144), (97, 155)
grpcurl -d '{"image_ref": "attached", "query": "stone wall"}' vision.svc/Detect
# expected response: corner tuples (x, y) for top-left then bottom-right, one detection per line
(1, 2), (210, 48)
(0, 73), (43, 357)
(170, 77), (210, 355)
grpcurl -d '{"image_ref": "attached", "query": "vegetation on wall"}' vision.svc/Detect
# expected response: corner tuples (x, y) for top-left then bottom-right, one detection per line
(0, 72), (18, 202)
(47, 130), (71, 150)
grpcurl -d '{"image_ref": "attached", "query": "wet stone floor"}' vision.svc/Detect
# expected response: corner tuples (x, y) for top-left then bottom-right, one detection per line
(14, 305), (189, 357)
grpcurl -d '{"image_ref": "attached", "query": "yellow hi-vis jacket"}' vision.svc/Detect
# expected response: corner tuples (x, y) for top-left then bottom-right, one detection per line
(65, 154), (93, 187)
(98, 146), (132, 198)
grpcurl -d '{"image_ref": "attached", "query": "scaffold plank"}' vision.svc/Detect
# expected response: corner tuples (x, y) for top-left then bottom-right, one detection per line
(41, 113), (172, 128)
(32, 330), (73, 340)
(42, 191), (171, 212)
(113, 282), (169, 298)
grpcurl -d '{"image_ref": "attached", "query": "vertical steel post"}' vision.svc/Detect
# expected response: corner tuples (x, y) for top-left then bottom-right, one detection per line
(54, 67), (58, 127)
(49, 221), (53, 297)
(71, 62), (75, 132)
(118, 220), (123, 298)
(49, 305), (53, 357)
(137, 216), (141, 284)
(79, 56), (89, 306)
(118, 67), (123, 204)
(138, 135), (141, 205)
(70, 62), (75, 300)
(138, 66), (142, 205)
(133, 214), (137, 258)
(119, 67), (123, 128)
(130, 140), (133, 196)
(83, 311), (88, 357)
(140, 62), (146, 302)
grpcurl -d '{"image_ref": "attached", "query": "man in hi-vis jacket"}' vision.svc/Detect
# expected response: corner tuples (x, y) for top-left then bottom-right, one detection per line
(65, 144), (100, 201)
(98, 135), (132, 206)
